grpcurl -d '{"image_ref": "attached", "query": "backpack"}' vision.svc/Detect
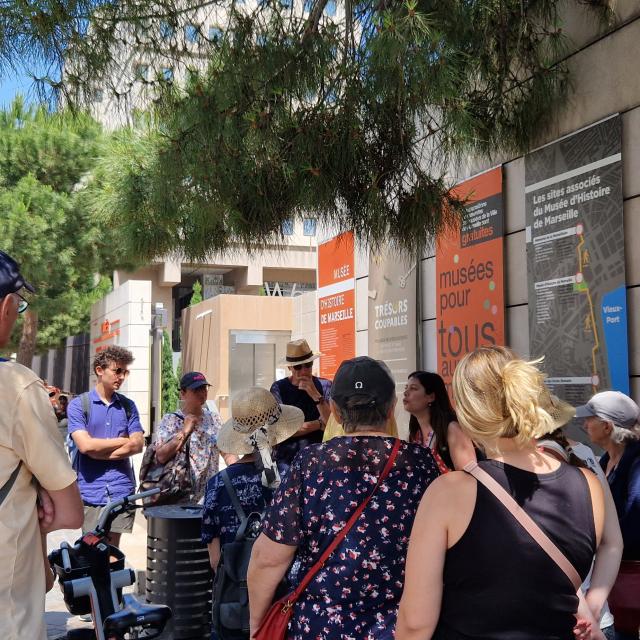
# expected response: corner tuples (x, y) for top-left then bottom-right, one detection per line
(137, 413), (194, 505)
(67, 392), (135, 468)
(212, 470), (264, 640)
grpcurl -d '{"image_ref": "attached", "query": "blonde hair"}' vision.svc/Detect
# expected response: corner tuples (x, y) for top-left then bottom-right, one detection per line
(452, 346), (555, 451)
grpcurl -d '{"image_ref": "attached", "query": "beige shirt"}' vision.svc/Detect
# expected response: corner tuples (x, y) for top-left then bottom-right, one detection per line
(0, 362), (77, 640)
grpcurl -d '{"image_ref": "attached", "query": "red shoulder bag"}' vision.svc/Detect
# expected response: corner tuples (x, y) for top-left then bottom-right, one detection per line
(253, 438), (402, 640)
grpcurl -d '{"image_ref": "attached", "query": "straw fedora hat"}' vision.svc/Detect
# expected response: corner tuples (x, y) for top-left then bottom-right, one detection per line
(279, 338), (322, 367)
(217, 387), (304, 455)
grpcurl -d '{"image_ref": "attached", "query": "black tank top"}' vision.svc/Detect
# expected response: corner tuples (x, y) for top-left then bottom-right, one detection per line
(435, 460), (596, 640)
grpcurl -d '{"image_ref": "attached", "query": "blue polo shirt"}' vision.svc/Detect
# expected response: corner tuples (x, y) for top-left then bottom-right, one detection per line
(68, 389), (144, 505)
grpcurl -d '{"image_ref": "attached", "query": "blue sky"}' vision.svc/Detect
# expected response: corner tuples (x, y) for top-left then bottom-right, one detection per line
(0, 70), (39, 109)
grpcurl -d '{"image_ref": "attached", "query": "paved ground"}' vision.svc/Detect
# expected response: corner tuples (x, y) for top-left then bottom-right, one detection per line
(45, 512), (148, 639)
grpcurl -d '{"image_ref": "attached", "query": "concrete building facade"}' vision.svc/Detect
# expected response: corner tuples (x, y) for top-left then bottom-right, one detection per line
(352, 3), (640, 403)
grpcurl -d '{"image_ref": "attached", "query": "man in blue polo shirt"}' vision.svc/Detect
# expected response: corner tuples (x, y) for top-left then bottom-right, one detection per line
(68, 345), (144, 547)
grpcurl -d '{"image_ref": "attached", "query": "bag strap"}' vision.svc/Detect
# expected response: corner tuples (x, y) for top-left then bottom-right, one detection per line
(80, 392), (91, 425)
(114, 392), (134, 421)
(290, 438), (402, 602)
(463, 460), (582, 590)
(221, 468), (247, 523)
(0, 461), (23, 508)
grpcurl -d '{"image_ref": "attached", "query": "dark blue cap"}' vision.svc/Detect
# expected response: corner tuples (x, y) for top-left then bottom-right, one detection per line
(180, 371), (210, 390)
(0, 251), (34, 298)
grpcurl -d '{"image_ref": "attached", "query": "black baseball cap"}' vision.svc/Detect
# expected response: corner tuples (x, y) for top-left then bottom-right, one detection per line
(331, 356), (396, 408)
(180, 371), (210, 390)
(0, 251), (35, 298)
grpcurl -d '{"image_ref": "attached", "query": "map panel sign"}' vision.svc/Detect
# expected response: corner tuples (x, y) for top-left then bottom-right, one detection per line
(525, 115), (628, 404)
(436, 167), (505, 391)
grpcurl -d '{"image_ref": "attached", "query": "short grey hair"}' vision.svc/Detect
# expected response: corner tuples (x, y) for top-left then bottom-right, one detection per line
(335, 395), (396, 433)
(610, 424), (640, 445)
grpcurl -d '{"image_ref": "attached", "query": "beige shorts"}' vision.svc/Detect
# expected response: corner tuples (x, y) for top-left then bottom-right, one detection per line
(82, 503), (135, 534)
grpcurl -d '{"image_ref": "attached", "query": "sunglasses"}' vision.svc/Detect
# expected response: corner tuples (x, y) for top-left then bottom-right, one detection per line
(108, 366), (131, 378)
(15, 293), (29, 314)
(293, 363), (313, 371)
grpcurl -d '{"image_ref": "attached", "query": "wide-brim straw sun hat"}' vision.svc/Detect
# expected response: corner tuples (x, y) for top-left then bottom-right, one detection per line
(217, 387), (304, 455)
(544, 394), (576, 431)
(278, 338), (322, 367)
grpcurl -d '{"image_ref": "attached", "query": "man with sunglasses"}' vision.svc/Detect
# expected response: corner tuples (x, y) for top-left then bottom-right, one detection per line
(67, 345), (144, 547)
(0, 250), (84, 640)
(269, 339), (332, 467)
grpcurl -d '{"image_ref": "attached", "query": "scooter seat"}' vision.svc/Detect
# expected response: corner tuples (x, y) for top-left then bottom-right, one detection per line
(103, 594), (171, 636)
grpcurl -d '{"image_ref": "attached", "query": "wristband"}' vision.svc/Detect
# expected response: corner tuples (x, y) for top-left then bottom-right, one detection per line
(313, 397), (324, 405)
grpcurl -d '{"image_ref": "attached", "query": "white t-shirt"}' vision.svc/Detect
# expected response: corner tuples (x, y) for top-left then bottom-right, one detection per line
(0, 362), (77, 640)
(568, 442), (615, 630)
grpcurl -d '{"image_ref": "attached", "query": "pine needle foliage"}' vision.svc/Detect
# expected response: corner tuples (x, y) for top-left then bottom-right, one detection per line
(18, 0), (610, 258)
(161, 329), (179, 414)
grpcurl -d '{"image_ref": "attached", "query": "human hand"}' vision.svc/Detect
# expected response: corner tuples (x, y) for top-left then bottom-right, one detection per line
(37, 487), (55, 532)
(298, 420), (322, 435)
(573, 617), (605, 640)
(297, 378), (321, 402)
(183, 414), (201, 436)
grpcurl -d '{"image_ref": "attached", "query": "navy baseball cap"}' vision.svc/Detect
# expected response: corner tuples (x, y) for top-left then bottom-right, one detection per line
(331, 356), (396, 408)
(0, 251), (34, 298)
(180, 371), (210, 390)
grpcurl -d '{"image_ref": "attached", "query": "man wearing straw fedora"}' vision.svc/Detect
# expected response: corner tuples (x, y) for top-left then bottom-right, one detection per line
(269, 339), (332, 467)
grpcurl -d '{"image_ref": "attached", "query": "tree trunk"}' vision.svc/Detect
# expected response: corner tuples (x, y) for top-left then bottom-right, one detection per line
(17, 309), (38, 368)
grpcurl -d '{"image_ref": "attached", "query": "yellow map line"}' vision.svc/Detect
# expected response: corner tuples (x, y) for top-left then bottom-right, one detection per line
(577, 235), (599, 392)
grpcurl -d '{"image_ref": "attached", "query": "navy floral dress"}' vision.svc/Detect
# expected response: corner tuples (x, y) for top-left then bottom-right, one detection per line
(262, 436), (439, 639)
(202, 460), (287, 546)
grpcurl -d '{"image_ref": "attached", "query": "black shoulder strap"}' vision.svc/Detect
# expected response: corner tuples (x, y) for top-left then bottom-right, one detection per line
(80, 392), (91, 425)
(114, 392), (134, 421)
(221, 469), (247, 523)
(0, 461), (22, 508)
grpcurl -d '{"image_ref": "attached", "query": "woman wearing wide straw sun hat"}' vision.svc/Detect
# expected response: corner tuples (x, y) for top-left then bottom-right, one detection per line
(202, 387), (302, 639)
(202, 387), (303, 567)
(537, 395), (623, 640)
(269, 339), (332, 467)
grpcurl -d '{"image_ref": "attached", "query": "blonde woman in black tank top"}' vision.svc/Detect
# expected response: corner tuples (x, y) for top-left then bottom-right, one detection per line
(396, 346), (606, 640)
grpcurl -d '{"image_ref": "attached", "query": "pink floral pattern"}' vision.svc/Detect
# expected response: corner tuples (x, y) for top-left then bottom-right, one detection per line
(262, 436), (439, 639)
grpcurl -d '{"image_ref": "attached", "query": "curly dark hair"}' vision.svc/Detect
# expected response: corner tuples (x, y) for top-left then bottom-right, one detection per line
(93, 346), (134, 374)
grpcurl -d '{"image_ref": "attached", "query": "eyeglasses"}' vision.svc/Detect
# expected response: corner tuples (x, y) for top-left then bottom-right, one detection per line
(292, 363), (313, 371)
(108, 366), (130, 378)
(15, 293), (29, 314)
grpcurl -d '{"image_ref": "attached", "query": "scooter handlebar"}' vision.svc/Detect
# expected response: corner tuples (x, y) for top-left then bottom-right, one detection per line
(96, 488), (161, 532)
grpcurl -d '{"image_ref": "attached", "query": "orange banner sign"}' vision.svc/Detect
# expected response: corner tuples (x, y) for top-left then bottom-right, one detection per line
(436, 167), (505, 390)
(318, 232), (356, 379)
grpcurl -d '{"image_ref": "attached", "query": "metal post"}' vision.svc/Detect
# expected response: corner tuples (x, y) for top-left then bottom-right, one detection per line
(150, 303), (168, 438)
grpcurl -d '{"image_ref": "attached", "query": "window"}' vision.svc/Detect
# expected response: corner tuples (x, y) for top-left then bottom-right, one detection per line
(160, 21), (174, 39)
(325, 0), (337, 16)
(303, 218), (317, 236)
(94, 89), (104, 103)
(281, 219), (294, 236)
(256, 33), (268, 46)
(281, 0), (293, 7)
(161, 67), (174, 82)
(208, 26), (223, 43)
(185, 24), (199, 43)
(303, 0), (313, 12)
(134, 63), (149, 81)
